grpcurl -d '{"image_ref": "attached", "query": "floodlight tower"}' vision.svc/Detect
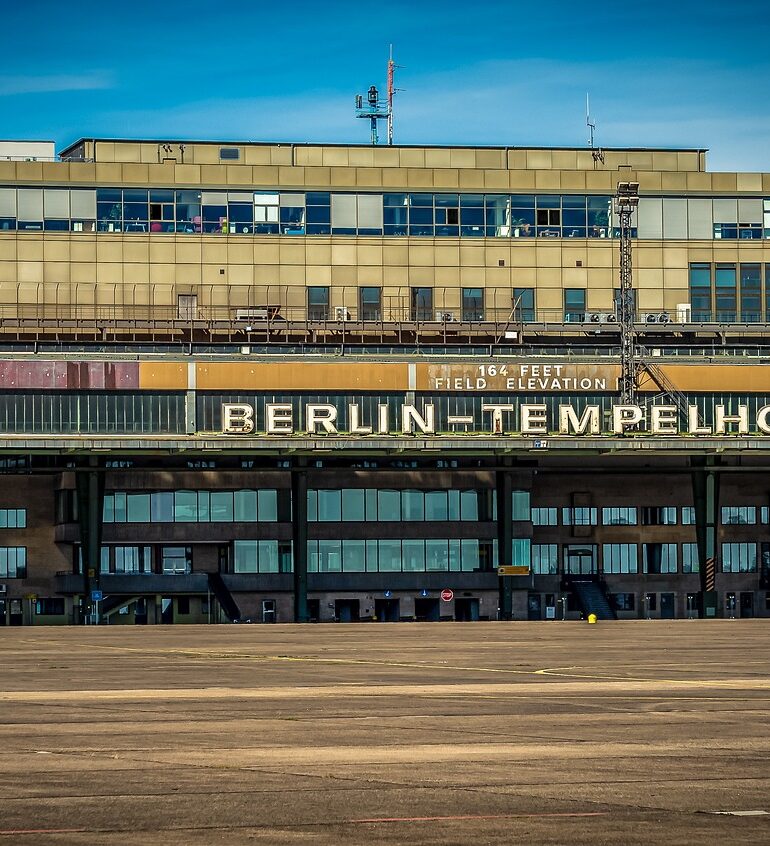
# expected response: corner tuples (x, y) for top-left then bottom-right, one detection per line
(615, 181), (640, 405)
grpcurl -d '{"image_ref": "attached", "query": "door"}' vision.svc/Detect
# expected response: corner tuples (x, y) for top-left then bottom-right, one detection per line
(0, 599), (5, 625)
(262, 599), (276, 623)
(414, 598), (440, 622)
(564, 545), (597, 575)
(660, 592), (675, 619)
(177, 294), (198, 320)
(740, 592), (754, 618)
(307, 599), (320, 622)
(334, 599), (360, 623)
(527, 593), (542, 621)
(9, 598), (23, 626)
(161, 597), (174, 624)
(455, 598), (480, 622)
(374, 598), (400, 622)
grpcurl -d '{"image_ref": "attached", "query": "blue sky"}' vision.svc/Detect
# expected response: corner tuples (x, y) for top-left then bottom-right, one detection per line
(1, 0), (769, 170)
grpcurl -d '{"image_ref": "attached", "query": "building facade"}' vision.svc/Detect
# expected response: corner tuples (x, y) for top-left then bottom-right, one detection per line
(0, 138), (769, 625)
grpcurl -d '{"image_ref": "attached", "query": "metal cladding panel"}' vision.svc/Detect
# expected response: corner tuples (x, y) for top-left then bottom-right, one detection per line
(137, 362), (189, 390)
(662, 199), (688, 239)
(0, 188), (17, 216)
(195, 362), (409, 391)
(656, 364), (770, 392)
(637, 198), (663, 239)
(0, 361), (140, 389)
(687, 198), (713, 239)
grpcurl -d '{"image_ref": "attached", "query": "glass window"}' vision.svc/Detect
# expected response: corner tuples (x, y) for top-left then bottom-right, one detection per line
(411, 287), (433, 321)
(162, 546), (191, 575)
(378, 539), (401, 571)
(740, 264), (761, 322)
(125, 493), (150, 523)
(689, 262), (712, 321)
(512, 538), (531, 570)
(403, 539), (425, 571)
(460, 490), (479, 521)
(258, 540), (279, 573)
(359, 287), (381, 320)
(722, 542), (757, 573)
(307, 287), (329, 320)
(461, 539), (480, 571)
(642, 543), (678, 574)
(174, 490), (198, 522)
(402, 490), (425, 521)
(641, 506), (677, 525)
(714, 263), (737, 322)
(317, 539), (342, 572)
(564, 289), (586, 322)
(721, 506), (757, 525)
(602, 507), (638, 526)
(317, 490), (342, 522)
(233, 540), (258, 573)
(563, 507), (597, 526)
(258, 489), (277, 522)
(426, 539), (449, 571)
(341, 489), (365, 521)
(532, 543), (558, 575)
(681, 506), (696, 525)
(0, 547), (26, 578)
(532, 507), (558, 526)
(461, 288), (484, 321)
(512, 491), (531, 521)
(210, 491), (234, 522)
(234, 490), (257, 522)
(113, 492), (127, 523)
(602, 543), (638, 574)
(378, 490), (401, 521)
(425, 491), (449, 521)
(151, 492), (173, 523)
(341, 540), (366, 572)
(513, 288), (535, 321)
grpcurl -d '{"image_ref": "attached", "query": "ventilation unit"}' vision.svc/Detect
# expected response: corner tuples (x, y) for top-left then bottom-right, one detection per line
(435, 311), (456, 322)
(676, 303), (692, 323)
(333, 307), (351, 321)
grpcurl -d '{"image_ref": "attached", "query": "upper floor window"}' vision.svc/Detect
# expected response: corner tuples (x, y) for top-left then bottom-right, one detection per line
(721, 506), (756, 525)
(563, 506), (597, 526)
(0, 509), (26, 528)
(602, 507), (638, 526)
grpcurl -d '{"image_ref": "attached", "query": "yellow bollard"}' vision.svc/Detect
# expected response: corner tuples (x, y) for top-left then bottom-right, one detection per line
(587, 613), (598, 624)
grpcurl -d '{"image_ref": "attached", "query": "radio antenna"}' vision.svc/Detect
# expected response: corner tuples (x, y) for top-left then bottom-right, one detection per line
(586, 93), (605, 167)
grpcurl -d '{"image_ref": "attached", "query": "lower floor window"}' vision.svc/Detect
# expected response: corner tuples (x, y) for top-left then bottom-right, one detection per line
(603, 543), (638, 574)
(35, 597), (65, 615)
(307, 538), (496, 573)
(722, 542), (757, 573)
(531, 543), (558, 575)
(612, 592), (635, 611)
(0, 547), (26, 578)
(233, 540), (292, 573)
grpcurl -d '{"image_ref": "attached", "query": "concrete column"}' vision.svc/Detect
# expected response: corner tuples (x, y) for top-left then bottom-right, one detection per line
(291, 460), (309, 622)
(496, 469), (513, 620)
(691, 455), (720, 618)
(75, 456), (104, 624)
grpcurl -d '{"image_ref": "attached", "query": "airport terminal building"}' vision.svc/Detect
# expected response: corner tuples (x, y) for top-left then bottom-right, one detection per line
(1, 137), (769, 625)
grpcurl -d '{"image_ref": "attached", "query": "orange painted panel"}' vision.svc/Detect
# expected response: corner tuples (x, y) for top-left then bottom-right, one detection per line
(654, 365), (770, 393)
(138, 362), (188, 390)
(195, 362), (409, 391)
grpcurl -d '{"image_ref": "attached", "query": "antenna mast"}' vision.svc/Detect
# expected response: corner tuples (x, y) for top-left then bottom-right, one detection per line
(586, 93), (605, 167)
(355, 48), (397, 145)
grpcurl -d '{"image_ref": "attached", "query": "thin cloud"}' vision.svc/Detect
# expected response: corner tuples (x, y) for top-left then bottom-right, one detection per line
(0, 73), (113, 96)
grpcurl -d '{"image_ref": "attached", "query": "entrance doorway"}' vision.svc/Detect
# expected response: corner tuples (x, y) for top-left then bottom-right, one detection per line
(740, 592), (754, 618)
(455, 597), (480, 621)
(262, 599), (276, 623)
(334, 599), (360, 623)
(161, 597), (174, 624)
(414, 597), (440, 621)
(564, 545), (598, 575)
(660, 593), (676, 619)
(527, 593), (542, 620)
(375, 598), (400, 622)
(307, 599), (320, 622)
(9, 599), (23, 626)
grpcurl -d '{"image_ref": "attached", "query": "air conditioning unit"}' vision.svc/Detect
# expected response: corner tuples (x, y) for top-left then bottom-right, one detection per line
(333, 307), (351, 321)
(676, 303), (692, 323)
(435, 310), (456, 322)
(0, 584), (6, 595)
(641, 312), (672, 324)
(587, 312), (618, 324)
